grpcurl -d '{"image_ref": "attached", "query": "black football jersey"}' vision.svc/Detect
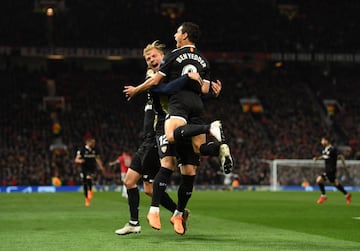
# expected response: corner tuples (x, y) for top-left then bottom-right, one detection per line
(76, 146), (99, 170)
(158, 45), (211, 94)
(321, 145), (338, 172)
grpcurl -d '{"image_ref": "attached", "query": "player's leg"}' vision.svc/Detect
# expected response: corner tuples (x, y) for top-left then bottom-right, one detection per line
(316, 175), (327, 204)
(167, 92), (227, 144)
(172, 120), (225, 143)
(143, 180), (177, 214)
(80, 172), (90, 206)
(115, 168), (142, 235)
(190, 119), (233, 174)
(115, 149), (144, 235)
(86, 175), (93, 199)
(86, 169), (95, 201)
(174, 122), (232, 173)
(167, 93), (233, 174)
(171, 164), (196, 235)
(331, 177), (351, 205)
(165, 115), (224, 171)
(147, 154), (176, 230)
(124, 169), (142, 222)
(121, 172), (128, 198)
(142, 144), (177, 213)
(171, 141), (198, 235)
(165, 116), (186, 144)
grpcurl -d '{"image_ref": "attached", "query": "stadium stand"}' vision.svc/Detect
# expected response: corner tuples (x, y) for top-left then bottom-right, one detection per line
(0, 0), (359, 186)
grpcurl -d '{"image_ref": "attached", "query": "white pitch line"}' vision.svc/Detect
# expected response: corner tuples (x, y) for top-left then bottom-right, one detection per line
(352, 217), (360, 220)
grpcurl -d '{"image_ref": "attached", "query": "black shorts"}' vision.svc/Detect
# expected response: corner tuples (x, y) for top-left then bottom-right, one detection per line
(156, 133), (177, 159)
(176, 139), (200, 166)
(321, 171), (336, 183)
(80, 167), (96, 180)
(130, 141), (161, 183)
(168, 90), (205, 123)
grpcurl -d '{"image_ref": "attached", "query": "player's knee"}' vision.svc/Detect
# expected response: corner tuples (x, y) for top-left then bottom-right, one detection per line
(143, 183), (153, 197)
(192, 144), (201, 154)
(192, 136), (205, 154)
(124, 178), (136, 189)
(161, 157), (177, 170)
(144, 190), (152, 197)
(316, 176), (323, 184)
(180, 165), (197, 176)
(166, 132), (175, 143)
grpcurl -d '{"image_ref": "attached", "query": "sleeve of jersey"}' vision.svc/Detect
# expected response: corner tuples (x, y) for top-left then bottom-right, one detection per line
(151, 75), (189, 95)
(201, 92), (215, 100)
(201, 81), (216, 100)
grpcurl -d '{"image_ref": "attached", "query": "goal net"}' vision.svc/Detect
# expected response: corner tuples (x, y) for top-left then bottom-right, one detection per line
(270, 159), (360, 191)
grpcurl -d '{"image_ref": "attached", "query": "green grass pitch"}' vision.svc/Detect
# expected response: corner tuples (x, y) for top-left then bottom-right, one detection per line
(0, 191), (359, 251)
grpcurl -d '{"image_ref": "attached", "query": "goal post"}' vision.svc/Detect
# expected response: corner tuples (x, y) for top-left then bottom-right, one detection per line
(270, 159), (360, 191)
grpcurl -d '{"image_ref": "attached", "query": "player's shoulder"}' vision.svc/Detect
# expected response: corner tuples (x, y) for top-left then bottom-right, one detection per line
(78, 146), (86, 152)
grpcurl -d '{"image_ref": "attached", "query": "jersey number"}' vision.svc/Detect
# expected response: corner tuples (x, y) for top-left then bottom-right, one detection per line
(181, 64), (197, 75)
(158, 135), (169, 146)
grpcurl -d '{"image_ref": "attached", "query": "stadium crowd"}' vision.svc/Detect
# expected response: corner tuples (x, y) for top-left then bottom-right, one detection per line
(1, 61), (359, 187)
(1, 0), (359, 187)
(1, 0), (360, 52)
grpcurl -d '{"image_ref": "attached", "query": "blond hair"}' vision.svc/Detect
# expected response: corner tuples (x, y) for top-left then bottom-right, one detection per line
(143, 40), (166, 57)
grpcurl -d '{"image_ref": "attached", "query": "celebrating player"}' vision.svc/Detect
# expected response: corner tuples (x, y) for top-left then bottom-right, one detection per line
(124, 22), (231, 235)
(115, 41), (193, 235)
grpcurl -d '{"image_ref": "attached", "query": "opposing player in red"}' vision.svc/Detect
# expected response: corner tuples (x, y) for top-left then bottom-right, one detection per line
(109, 149), (132, 198)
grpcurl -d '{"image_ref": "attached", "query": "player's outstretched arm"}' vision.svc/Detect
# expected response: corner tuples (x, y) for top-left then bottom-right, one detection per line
(151, 72), (203, 95)
(312, 156), (323, 161)
(123, 72), (163, 100)
(108, 159), (119, 167)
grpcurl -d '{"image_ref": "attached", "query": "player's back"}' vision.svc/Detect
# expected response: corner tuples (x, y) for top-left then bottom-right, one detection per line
(159, 45), (211, 94)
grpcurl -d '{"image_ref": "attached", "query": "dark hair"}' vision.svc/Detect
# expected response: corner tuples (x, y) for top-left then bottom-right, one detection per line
(321, 134), (332, 142)
(85, 137), (95, 143)
(181, 22), (201, 44)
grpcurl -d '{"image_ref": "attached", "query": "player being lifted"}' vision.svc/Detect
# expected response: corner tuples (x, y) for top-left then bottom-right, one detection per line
(123, 22), (233, 174)
(124, 22), (233, 235)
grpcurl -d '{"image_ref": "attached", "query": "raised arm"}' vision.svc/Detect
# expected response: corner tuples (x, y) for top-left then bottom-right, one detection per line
(123, 72), (164, 100)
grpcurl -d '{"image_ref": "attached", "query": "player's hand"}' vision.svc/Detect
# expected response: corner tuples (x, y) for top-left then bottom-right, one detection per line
(187, 72), (203, 86)
(211, 80), (222, 97)
(76, 158), (85, 164)
(123, 85), (137, 101)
